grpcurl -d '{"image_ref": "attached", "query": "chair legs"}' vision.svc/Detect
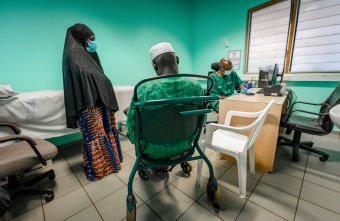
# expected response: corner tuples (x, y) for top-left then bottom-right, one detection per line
(128, 145), (221, 221)
(197, 148), (251, 199)
(8, 169), (56, 202)
(299, 143), (329, 162)
(237, 153), (247, 199)
(278, 131), (329, 162)
(195, 144), (221, 208)
(196, 158), (204, 186)
(127, 160), (139, 221)
(248, 147), (255, 176)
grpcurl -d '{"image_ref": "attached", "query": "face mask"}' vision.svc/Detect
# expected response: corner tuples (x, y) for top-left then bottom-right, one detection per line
(224, 70), (232, 76)
(86, 40), (97, 53)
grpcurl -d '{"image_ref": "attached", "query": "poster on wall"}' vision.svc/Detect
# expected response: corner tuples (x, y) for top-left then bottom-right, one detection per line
(228, 50), (241, 70)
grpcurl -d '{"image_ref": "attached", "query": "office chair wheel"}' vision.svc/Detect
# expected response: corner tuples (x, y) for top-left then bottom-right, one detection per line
(206, 177), (221, 209)
(44, 193), (54, 202)
(138, 170), (148, 181)
(48, 171), (56, 181)
(180, 162), (192, 174)
(126, 195), (136, 221)
(319, 155), (329, 162)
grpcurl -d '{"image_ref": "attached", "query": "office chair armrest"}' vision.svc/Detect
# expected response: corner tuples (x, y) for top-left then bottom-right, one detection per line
(180, 109), (212, 117)
(291, 101), (324, 110)
(0, 123), (21, 135)
(204, 123), (252, 147)
(224, 110), (262, 126)
(134, 96), (219, 108)
(293, 101), (324, 106)
(0, 135), (47, 166)
(285, 109), (329, 123)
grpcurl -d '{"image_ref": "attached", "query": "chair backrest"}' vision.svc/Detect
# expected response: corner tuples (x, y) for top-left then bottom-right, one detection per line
(318, 84), (340, 132)
(133, 74), (218, 159)
(207, 62), (219, 88)
(211, 62), (220, 72)
(246, 99), (274, 149)
(140, 104), (201, 144)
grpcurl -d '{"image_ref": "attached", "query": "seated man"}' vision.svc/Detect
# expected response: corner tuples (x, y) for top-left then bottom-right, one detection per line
(209, 58), (243, 112)
(126, 42), (204, 159)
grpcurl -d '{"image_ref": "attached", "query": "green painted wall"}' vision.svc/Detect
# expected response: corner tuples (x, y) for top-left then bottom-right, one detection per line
(2, 0), (340, 143)
(0, 0), (193, 92)
(191, 0), (268, 75)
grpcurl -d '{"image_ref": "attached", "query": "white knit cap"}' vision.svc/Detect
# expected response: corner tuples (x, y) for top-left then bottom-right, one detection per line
(149, 42), (175, 60)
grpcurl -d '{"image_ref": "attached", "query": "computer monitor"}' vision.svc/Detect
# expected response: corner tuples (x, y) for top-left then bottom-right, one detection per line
(271, 63), (285, 85)
(258, 64), (281, 88)
(271, 63), (279, 85)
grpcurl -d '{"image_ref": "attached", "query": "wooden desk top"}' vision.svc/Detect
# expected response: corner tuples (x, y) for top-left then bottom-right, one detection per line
(222, 92), (287, 105)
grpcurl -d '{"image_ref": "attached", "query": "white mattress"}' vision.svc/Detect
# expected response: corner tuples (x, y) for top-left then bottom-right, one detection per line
(0, 86), (134, 139)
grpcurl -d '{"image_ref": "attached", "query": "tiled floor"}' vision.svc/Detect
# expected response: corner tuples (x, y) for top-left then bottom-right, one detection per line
(1, 133), (340, 221)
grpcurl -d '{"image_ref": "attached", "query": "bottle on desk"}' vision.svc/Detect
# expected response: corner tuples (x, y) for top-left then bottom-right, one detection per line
(246, 81), (253, 89)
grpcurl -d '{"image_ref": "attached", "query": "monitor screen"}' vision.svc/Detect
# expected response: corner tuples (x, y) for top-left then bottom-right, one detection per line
(271, 64), (279, 85)
(257, 64), (280, 88)
(258, 70), (270, 88)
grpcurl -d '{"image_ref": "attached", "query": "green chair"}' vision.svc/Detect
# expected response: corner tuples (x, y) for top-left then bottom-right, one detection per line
(126, 74), (221, 221)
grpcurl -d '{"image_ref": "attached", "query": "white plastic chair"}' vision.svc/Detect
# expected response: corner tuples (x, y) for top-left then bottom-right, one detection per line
(330, 104), (340, 128)
(196, 99), (274, 198)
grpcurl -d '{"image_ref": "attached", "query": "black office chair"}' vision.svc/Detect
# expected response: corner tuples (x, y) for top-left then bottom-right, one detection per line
(209, 62), (220, 76)
(278, 85), (340, 162)
(204, 62), (220, 133)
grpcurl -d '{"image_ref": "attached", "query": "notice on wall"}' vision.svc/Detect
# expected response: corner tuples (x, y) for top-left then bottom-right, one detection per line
(228, 50), (241, 70)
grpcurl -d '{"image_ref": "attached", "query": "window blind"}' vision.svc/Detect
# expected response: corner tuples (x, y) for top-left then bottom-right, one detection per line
(246, 0), (291, 74)
(291, 0), (340, 72)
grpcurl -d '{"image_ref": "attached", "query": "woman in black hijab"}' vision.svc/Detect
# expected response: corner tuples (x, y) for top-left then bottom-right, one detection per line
(62, 23), (122, 181)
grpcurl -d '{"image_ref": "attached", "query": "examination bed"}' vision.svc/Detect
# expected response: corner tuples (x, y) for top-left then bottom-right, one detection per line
(0, 86), (134, 139)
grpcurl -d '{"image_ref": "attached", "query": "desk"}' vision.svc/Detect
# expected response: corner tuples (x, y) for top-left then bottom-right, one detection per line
(218, 93), (287, 172)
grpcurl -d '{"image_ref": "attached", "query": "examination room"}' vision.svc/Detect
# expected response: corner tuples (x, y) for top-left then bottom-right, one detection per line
(1, 0), (340, 220)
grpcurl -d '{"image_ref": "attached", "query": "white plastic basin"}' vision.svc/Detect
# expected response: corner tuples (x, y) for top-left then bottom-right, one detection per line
(330, 104), (340, 128)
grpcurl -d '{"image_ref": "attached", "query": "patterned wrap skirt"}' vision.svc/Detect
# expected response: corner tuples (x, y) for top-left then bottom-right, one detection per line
(77, 106), (123, 181)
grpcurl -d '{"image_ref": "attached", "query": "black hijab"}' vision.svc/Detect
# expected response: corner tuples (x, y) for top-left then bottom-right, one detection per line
(62, 23), (119, 128)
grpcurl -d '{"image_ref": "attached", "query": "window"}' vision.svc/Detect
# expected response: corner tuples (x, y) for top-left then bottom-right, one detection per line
(246, 0), (291, 74)
(291, 0), (340, 72)
(245, 0), (340, 74)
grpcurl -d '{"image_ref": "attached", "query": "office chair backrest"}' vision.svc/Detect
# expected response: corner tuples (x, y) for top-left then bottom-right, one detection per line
(211, 62), (220, 72)
(207, 62), (220, 89)
(208, 62), (219, 77)
(318, 84), (340, 131)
